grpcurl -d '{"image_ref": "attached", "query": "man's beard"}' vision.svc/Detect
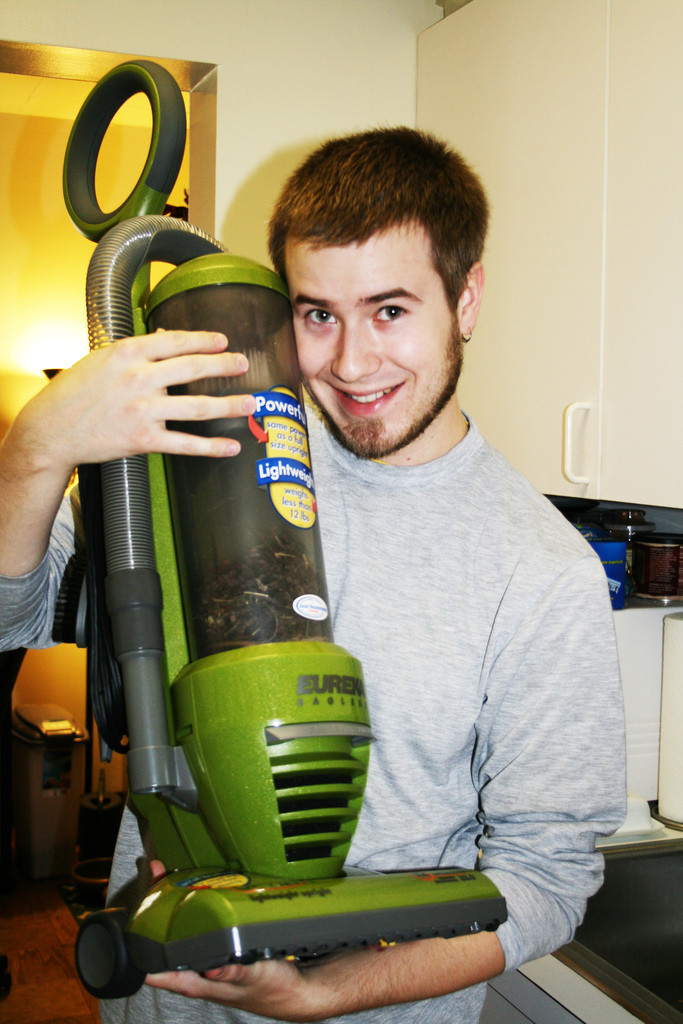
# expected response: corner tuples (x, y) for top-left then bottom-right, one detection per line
(306, 323), (465, 461)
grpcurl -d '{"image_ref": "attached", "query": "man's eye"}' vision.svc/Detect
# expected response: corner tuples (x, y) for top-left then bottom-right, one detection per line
(376, 305), (405, 321)
(307, 309), (336, 325)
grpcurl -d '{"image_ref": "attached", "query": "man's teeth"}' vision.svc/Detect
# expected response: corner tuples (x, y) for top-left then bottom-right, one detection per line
(350, 388), (393, 404)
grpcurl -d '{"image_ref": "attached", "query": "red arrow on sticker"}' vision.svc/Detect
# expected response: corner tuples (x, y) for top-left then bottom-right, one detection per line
(248, 415), (269, 443)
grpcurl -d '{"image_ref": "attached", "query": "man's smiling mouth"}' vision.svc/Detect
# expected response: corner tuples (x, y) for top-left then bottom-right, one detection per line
(346, 387), (397, 404)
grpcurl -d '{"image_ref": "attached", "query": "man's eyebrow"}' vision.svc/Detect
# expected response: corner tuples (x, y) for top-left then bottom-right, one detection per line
(291, 293), (330, 309)
(292, 288), (421, 309)
(362, 288), (421, 305)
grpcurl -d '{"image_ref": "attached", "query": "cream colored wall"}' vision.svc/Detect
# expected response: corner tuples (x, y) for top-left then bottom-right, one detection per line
(0, 0), (441, 260)
(1, 0), (441, 793)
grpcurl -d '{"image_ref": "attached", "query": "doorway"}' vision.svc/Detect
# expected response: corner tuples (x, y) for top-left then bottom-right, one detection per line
(0, 37), (217, 798)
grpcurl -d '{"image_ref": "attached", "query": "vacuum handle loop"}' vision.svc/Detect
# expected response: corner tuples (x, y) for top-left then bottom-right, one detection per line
(63, 60), (186, 241)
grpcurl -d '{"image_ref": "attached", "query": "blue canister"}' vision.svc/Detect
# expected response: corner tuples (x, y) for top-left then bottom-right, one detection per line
(575, 525), (627, 610)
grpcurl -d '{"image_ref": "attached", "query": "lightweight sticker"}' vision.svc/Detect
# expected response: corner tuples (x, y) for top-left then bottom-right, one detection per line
(251, 387), (316, 529)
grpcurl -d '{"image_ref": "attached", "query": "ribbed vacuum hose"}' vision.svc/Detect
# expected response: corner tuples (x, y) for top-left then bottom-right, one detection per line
(87, 214), (224, 347)
(85, 215), (223, 798)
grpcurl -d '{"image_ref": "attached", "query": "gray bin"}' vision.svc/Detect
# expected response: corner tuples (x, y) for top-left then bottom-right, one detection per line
(11, 704), (87, 878)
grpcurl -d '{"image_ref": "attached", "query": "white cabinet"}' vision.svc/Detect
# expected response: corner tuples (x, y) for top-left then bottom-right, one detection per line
(417, 0), (683, 507)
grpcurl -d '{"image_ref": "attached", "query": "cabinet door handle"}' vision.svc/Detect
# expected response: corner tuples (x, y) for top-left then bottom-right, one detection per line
(562, 402), (592, 485)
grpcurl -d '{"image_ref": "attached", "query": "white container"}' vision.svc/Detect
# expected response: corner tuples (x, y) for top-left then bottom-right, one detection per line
(11, 704), (87, 878)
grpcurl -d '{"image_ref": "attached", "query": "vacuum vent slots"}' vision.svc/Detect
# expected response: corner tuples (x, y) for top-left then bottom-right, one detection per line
(268, 744), (367, 864)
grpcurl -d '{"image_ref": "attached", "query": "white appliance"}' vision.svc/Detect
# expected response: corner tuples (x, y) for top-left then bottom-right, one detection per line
(613, 603), (673, 801)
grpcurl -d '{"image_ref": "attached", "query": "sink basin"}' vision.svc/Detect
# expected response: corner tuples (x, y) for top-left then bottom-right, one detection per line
(556, 839), (683, 1024)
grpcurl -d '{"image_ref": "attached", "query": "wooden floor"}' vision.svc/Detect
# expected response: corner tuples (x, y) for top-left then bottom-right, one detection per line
(0, 871), (99, 1024)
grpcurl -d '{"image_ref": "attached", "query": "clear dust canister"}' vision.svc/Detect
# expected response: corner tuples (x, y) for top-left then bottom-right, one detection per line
(145, 254), (333, 661)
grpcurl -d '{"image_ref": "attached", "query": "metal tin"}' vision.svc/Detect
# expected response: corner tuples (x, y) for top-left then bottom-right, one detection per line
(633, 534), (683, 601)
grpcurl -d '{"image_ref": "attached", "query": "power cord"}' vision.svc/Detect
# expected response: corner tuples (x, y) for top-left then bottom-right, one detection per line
(77, 463), (129, 756)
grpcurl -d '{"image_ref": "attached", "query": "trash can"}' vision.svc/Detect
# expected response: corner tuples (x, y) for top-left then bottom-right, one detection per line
(11, 704), (87, 878)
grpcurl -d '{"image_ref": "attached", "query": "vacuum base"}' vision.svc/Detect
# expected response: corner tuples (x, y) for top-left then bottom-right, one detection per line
(76, 866), (507, 998)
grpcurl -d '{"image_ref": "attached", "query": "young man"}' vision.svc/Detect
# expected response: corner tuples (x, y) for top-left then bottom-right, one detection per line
(0, 129), (625, 1023)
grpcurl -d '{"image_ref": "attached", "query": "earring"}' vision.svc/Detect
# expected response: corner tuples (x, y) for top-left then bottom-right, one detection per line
(462, 333), (472, 343)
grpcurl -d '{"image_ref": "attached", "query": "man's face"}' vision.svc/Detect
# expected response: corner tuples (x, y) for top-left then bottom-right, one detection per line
(285, 223), (473, 465)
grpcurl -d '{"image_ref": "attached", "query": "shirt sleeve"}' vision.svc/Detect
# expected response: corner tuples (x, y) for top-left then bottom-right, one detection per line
(0, 491), (76, 651)
(474, 552), (627, 969)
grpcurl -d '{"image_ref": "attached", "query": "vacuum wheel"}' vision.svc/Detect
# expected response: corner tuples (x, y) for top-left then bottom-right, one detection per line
(76, 908), (146, 999)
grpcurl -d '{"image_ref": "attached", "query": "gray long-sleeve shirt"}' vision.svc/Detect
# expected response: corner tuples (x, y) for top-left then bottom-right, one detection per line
(0, 414), (626, 1023)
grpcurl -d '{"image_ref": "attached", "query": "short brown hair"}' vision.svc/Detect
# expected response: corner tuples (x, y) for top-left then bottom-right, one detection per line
(268, 127), (488, 312)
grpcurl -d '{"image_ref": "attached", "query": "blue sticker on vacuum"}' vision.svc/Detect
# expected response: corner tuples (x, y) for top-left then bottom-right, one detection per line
(250, 387), (316, 529)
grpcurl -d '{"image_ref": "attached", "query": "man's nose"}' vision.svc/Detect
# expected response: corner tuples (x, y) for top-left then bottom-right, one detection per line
(331, 324), (381, 382)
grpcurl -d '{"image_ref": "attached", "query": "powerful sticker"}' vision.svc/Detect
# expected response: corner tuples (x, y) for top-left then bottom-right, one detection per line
(251, 387), (316, 529)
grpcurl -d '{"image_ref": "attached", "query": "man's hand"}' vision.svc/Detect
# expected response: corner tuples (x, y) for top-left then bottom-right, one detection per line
(0, 330), (254, 577)
(146, 955), (320, 1022)
(18, 330), (256, 474)
(145, 859), (321, 1021)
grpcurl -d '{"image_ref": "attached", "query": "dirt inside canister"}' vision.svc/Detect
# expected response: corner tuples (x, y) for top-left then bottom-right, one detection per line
(196, 532), (327, 653)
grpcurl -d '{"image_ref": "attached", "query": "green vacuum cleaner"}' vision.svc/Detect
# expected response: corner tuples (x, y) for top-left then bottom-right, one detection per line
(62, 62), (506, 1001)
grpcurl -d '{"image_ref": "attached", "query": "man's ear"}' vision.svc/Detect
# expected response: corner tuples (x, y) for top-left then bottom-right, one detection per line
(457, 262), (485, 337)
